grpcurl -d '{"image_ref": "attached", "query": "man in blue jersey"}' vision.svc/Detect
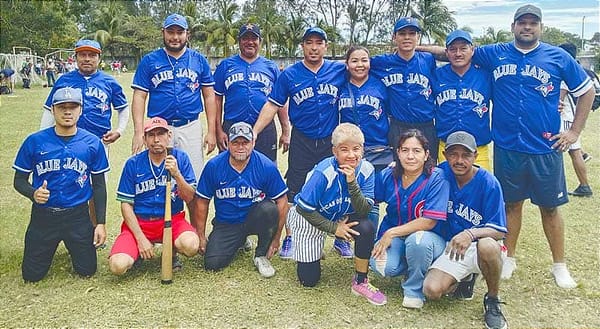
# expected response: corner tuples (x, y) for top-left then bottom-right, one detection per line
(193, 122), (288, 278)
(423, 131), (508, 329)
(13, 87), (109, 282)
(253, 27), (352, 259)
(370, 17), (438, 162)
(40, 40), (129, 151)
(131, 13), (217, 180)
(108, 117), (199, 276)
(434, 31), (492, 170)
(214, 23), (290, 162)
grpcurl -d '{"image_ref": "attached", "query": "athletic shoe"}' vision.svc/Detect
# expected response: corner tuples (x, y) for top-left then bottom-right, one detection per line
(351, 277), (387, 305)
(402, 296), (424, 309)
(279, 235), (293, 259)
(483, 293), (508, 329)
(551, 263), (577, 289)
(568, 185), (593, 197)
(452, 273), (478, 300)
(172, 254), (183, 272)
(501, 256), (516, 280)
(239, 237), (253, 252)
(333, 238), (353, 259)
(132, 257), (143, 270)
(582, 153), (592, 163)
(254, 256), (275, 278)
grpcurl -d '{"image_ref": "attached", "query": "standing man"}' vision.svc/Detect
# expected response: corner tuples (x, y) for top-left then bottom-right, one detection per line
(193, 122), (288, 278)
(131, 13), (217, 180)
(13, 87), (109, 282)
(370, 17), (438, 162)
(434, 30), (492, 170)
(41, 39), (130, 156)
(108, 117), (199, 276)
(213, 23), (290, 161)
(253, 27), (350, 258)
(423, 131), (508, 329)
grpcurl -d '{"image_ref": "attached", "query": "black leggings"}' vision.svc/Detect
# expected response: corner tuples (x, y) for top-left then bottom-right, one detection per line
(297, 219), (375, 287)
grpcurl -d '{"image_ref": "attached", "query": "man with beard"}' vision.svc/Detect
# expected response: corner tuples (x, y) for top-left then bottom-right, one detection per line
(193, 122), (288, 278)
(213, 23), (290, 162)
(131, 13), (217, 180)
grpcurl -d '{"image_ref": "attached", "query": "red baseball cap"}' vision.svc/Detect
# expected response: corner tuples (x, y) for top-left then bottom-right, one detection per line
(144, 117), (169, 133)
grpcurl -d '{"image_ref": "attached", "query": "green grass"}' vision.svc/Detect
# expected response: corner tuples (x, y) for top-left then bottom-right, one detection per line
(1, 73), (599, 328)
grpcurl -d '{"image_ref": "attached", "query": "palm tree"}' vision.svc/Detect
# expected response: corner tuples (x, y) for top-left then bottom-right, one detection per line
(206, 0), (240, 57)
(243, 0), (287, 58)
(412, 0), (457, 45)
(88, 0), (127, 58)
(475, 27), (511, 45)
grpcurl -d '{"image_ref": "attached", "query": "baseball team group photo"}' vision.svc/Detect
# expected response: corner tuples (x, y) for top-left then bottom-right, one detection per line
(1, 0), (599, 328)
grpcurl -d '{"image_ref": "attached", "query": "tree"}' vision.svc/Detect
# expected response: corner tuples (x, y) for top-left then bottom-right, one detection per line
(474, 27), (511, 45)
(204, 0), (240, 57)
(412, 0), (457, 45)
(241, 0), (287, 58)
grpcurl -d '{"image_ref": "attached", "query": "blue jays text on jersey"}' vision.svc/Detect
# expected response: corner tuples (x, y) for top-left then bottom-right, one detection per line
(473, 42), (593, 154)
(13, 127), (110, 208)
(295, 156), (375, 221)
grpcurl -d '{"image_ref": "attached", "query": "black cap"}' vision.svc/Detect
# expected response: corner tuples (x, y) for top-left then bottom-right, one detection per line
(514, 4), (542, 21)
(238, 23), (261, 39)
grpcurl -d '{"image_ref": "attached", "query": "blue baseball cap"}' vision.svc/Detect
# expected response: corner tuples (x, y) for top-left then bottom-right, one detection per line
(302, 27), (327, 41)
(445, 30), (473, 47)
(52, 87), (83, 106)
(75, 39), (101, 54)
(394, 17), (421, 32)
(238, 23), (261, 38)
(163, 13), (188, 29)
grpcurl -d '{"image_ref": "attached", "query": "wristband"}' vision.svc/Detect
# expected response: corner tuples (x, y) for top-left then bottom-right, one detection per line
(465, 229), (476, 242)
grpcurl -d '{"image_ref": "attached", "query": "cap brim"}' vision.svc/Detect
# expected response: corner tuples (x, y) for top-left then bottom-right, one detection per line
(446, 37), (472, 46)
(144, 125), (169, 133)
(75, 46), (101, 53)
(396, 24), (421, 32)
(229, 134), (253, 141)
(303, 32), (327, 41)
(164, 23), (188, 29)
(239, 31), (261, 38)
(445, 143), (476, 152)
(53, 100), (82, 106)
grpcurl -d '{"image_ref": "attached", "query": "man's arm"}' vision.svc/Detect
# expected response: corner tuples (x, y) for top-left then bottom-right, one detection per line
(165, 154), (195, 203)
(275, 101), (290, 153)
(551, 87), (594, 149)
(214, 94), (228, 151)
(102, 105), (130, 145)
(254, 101), (280, 136)
(131, 89), (148, 154)
(191, 197), (210, 254)
(121, 202), (155, 259)
(90, 173), (107, 247)
(267, 196), (288, 258)
(201, 85), (217, 154)
(416, 45), (448, 62)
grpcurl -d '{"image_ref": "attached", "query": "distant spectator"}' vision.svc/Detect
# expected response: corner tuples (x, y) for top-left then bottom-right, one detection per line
(45, 59), (57, 87)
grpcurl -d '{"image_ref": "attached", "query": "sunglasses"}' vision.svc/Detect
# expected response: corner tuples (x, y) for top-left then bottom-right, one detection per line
(229, 124), (252, 135)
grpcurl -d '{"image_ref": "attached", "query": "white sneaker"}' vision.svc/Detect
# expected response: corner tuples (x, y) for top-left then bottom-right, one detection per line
(551, 263), (577, 289)
(254, 256), (275, 278)
(402, 296), (424, 309)
(501, 257), (516, 280)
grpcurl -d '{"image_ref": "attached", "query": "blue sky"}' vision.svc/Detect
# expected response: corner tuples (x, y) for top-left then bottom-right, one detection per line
(442, 0), (599, 38)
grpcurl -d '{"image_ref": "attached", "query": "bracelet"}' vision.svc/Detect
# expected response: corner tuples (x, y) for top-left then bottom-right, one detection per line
(465, 229), (476, 242)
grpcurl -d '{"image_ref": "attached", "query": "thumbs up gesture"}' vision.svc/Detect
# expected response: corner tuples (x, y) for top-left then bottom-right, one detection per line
(34, 180), (50, 204)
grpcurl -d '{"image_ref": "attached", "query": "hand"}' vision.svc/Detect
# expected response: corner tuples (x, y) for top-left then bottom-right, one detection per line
(94, 224), (107, 247)
(372, 231), (392, 259)
(334, 218), (359, 241)
(216, 128), (228, 152)
(137, 236), (154, 260)
(267, 239), (281, 259)
(33, 180), (50, 204)
(445, 231), (472, 261)
(337, 164), (356, 183)
(279, 134), (290, 154)
(557, 100), (565, 113)
(102, 130), (121, 144)
(204, 132), (216, 154)
(198, 235), (208, 255)
(549, 130), (579, 152)
(164, 155), (180, 178)
(131, 133), (145, 154)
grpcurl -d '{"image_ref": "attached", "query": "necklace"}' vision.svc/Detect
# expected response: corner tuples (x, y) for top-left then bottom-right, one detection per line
(149, 154), (165, 180)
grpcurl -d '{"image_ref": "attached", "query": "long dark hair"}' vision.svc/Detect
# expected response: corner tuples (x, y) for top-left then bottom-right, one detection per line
(392, 129), (434, 179)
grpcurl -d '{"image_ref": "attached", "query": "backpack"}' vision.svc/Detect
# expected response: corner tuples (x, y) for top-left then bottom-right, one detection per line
(583, 68), (600, 112)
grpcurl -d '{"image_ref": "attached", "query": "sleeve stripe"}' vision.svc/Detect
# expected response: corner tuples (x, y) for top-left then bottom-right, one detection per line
(484, 223), (508, 233)
(131, 84), (149, 92)
(117, 191), (135, 198)
(43, 105), (51, 110)
(12, 165), (32, 173)
(201, 82), (215, 86)
(194, 190), (211, 199)
(296, 198), (317, 212)
(267, 97), (285, 107)
(114, 104), (128, 110)
(422, 209), (447, 220)
(270, 188), (289, 200)
(214, 91), (224, 96)
(570, 78), (593, 97)
(116, 195), (134, 204)
(90, 166), (110, 175)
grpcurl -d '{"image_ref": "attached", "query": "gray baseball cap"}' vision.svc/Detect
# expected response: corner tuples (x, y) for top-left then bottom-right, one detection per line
(445, 131), (477, 152)
(514, 4), (542, 21)
(52, 87), (83, 106)
(229, 122), (253, 141)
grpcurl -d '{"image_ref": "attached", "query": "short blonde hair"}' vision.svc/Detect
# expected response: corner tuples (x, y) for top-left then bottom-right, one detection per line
(332, 123), (364, 146)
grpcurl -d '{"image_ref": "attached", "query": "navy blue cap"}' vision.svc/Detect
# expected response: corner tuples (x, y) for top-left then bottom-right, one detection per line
(163, 13), (188, 29)
(394, 17), (421, 32)
(238, 23), (261, 38)
(52, 87), (83, 106)
(302, 27), (327, 41)
(446, 30), (473, 47)
(75, 39), (101, 53)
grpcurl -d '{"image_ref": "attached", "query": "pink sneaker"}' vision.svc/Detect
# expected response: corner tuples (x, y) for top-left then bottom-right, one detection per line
(351, 278), (387, 305)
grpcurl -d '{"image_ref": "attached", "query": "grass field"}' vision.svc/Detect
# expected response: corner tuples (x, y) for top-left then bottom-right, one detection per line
(0, 73), (599, 328)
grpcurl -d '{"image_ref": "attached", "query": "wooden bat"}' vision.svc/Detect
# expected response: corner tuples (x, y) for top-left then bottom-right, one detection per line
(161, 147), (173, 284)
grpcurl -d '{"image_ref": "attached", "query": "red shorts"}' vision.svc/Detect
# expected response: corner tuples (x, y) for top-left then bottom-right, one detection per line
(109, 211), (195, 259)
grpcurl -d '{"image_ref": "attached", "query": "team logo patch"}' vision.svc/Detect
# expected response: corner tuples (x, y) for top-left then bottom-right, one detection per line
(369, 108), (383, 120)
(472, 104), (489, 118)
(76, 173), (88, 188)
(252, 192), (266, 203)
(96, 102), (110, 113)
(419, 87), (432, 100)
(188, 81), (200, 93)
(535, 82), (554, 97)
(414, 200), (426, 219)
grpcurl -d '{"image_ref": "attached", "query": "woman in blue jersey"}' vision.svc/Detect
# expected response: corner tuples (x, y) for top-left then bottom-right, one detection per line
(370, 129), (449, 309)
(339, 45), (392, 233)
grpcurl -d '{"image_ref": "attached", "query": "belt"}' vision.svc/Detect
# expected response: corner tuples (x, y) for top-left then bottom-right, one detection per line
(36, 203), (86, 213)
(138, 216), (163, 222)
(167, 119), (195, 127)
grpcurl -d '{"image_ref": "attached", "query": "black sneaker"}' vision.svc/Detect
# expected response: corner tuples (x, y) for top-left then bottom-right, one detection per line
(172, 254), (183, 272)
(483, 293), (508, 329)
(582, 153), (592, 163)
(452, 273), (478, 300)
(568, 185), (593, 197)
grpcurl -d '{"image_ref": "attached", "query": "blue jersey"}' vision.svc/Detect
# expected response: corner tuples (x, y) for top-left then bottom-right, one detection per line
(213, 55), (280, 124)
(370, 52), (437, 123)
(116, 149), (196, 218)
(295, 156), (375, 221)
(195, 151), (288, 224)
(434, 64), (492, 145)
(13, 127), (110, 208)
(43, 70), (128, 138)
(339, 76), (390, 147)
(438, 162), (507, 240)
(473, 42), (592, 154)
(375, 167), (449, 239)
(132, 48), (215, 121)
(268, 60), (346, 139)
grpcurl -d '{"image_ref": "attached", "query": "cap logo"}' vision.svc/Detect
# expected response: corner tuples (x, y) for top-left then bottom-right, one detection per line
(64, 89), (72, 99)
(245, 23), (255, 31)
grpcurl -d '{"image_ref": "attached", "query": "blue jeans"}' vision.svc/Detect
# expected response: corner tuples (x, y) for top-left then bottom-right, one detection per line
(369, 230), (445, 300)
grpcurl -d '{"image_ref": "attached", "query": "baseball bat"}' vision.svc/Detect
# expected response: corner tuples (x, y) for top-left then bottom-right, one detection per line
(161, 147), (173, 284)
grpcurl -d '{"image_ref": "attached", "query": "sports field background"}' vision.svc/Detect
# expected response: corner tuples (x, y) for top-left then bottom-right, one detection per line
(0, 72), (599, 328)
